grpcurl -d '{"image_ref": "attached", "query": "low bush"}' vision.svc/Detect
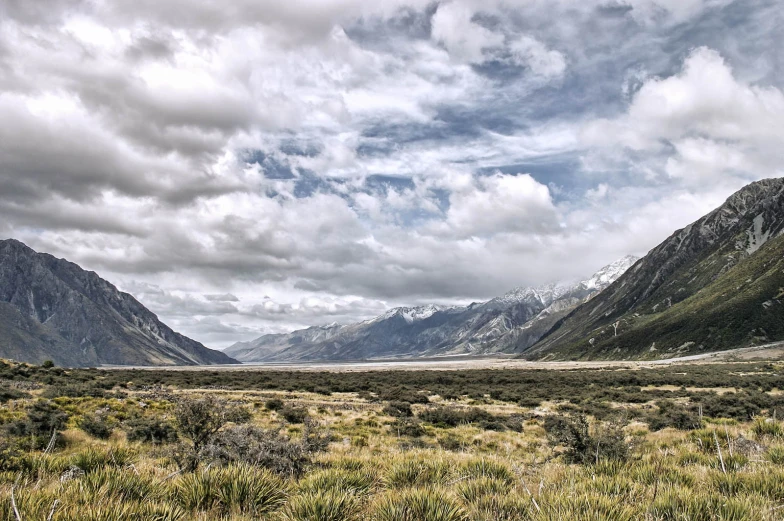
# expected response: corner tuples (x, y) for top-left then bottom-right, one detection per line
(644, 401), (702, 431)
(265, 398), (285, 411)
(201, 420), (329, 478)
(125, 416), (179, 444)
(78, 414), (113, 439)
(390, 418), (426, 437)
(382, 401), (413, 417)
(543, 414), (629, 465)
(281, 406), (308, 424)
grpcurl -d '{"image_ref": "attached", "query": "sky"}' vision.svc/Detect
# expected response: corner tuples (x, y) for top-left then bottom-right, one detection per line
(1, 0), (783, 348)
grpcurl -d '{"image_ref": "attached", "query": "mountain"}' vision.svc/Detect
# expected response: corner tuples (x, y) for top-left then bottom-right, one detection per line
(527, 177), (784, 360)
(225, 256), (638, 362)
(0, 239), (237, 367)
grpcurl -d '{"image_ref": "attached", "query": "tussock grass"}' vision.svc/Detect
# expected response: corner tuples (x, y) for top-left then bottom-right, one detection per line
(173, 463), (288, 515)
(384, 456), (453, 489)
(282, 490), (361, 521)
(371, 488), (467, 521)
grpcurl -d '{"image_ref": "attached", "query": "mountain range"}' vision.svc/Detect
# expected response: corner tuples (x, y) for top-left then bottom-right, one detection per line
(229, 177), (784, 363)
(0, 239), (236, 367)
(224, 256), (639, 362)
(1, 177), (782, 367)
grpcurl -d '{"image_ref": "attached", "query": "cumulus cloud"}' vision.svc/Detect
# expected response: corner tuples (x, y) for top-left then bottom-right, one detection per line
(437, 173), (560, 238)
(582, 47), (784, 183)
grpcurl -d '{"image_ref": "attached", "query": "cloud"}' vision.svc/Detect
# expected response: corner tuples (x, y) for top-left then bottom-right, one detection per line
(1, 0), (781, 347)
(508, 35), (567, 79)
(581, 47), (784, 182)
(431, 2), (504, 63)
(436, 173), (560, 238)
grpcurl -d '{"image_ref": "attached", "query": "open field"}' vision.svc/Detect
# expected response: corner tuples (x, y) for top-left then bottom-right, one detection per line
(103, 342), (784, 373)
(3, 356), (784, 520)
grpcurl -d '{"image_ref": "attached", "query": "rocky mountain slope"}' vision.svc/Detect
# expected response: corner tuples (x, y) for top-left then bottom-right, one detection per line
(225, 256), (638, 362)
(0, 239), (237, 367)
(527, 177), (784, 360)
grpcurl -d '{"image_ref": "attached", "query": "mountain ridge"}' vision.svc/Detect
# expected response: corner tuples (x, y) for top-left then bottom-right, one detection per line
(526, 177), (784, 359)
(0, 239), (237, 367)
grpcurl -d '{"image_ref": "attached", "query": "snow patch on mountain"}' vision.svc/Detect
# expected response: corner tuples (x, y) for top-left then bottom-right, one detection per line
(746, 214), (771, 254)
(582, 255), (639, 290)
(379, 304), (444, 324)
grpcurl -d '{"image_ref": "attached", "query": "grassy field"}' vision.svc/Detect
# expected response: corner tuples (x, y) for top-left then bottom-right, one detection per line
(2, 359), (784, 520)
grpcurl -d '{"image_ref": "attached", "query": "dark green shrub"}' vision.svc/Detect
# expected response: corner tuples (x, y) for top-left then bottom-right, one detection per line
(280, 406), (308, 424)
(543, 414), (629, 465)
(390, 418), (426, 437)
(378, 387), (429, 404)
(382, 401), (413, 418)
(0, 387), (29, 403)
(265, 398), (284, 411)
(645, 401), (703, 431)
(126, 416), (179, 444)
(173, 396), (252, 471)
(202, 420), (329, 478)
(418, 406), (493, 428)
(8, 400), (69, 440)
(78, 414), (113, 439)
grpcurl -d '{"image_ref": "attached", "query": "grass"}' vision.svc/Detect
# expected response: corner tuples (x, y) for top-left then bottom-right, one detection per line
(3, 358), (784, 519)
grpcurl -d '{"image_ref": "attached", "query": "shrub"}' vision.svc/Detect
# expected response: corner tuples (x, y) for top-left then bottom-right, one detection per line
(281, 406), (308, 424)
(0, 386), (29, 403)
(266, 398), (285, 411)
(418, 406), (492, 428)
(378, 387), (430, 404)
(41, 383), (107, 399)
(390, 418), (426, 437)
(126, 416), (179, 444)
(383, 401), (413, 417)
(543, 414), (629, 465)
(173, 395), (251, 471)
(645, 401), (702, 431)
(78, 414), (113, 439)
(7, 400), (69, 449)
(201, 420), (329, 478)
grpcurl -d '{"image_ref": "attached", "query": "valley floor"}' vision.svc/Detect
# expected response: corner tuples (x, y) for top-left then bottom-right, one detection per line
(3, 356), (784, 520)
(105, 341), (784, 372)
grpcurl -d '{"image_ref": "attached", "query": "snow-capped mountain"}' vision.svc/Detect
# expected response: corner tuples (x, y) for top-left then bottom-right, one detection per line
(224, 256), (638, 362)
